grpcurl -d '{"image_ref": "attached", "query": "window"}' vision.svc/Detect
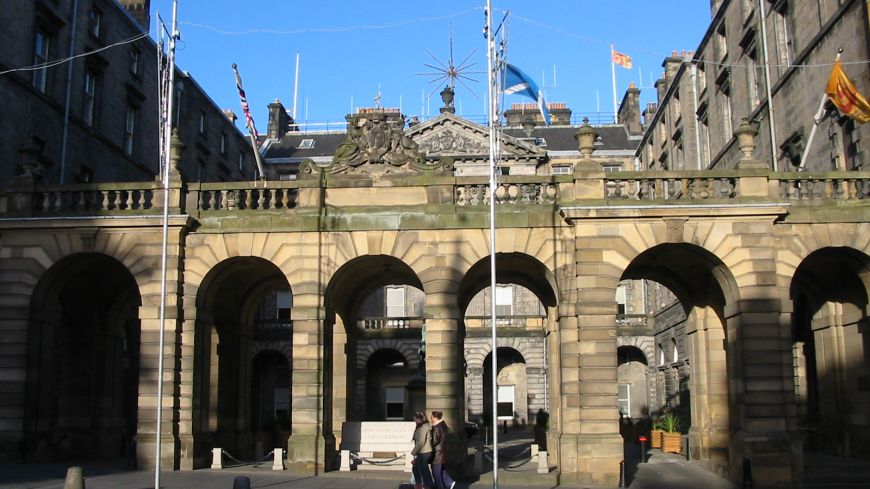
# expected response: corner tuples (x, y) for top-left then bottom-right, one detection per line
(495, 284), (513, 317)
(718, 75), (733, 141)
(124, 105), (137, 155)
(773, 1), (792, 76)
(385, 387), (404, 420)
(88, 7), (102, 38)
(616, 284), (627, 315)
(220, 132), (227, 155)
(715, 23), (728, 62)
(497, 385), (515, 419)
(33, 29), (50, 92)
(198, 110), (206, 135)
(276, 289), (292, 319)
(741, 0), (756, 21)
(551, 165), (571, 175)
(129, 47), (140, 76)
(83, 69), (97, 126)
(699, 110), (711, 168)
(672, 339), (679, 363)
(697, 63), (707, 94)
(618, 384), (631, 417)
(742, 32), (763, 109)
(843, 119), (864, 170)
(386, 286), (405, 318)
(298, 138), (315, 149)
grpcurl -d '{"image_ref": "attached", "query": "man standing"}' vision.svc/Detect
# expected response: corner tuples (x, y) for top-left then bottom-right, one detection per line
(429, 411), (456, 489)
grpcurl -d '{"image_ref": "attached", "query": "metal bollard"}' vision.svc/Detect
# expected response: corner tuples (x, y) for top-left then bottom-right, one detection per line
(232, 476), (251, 489)
(63, 466), (85, 489)
(742, 458), (753, 488)
(638, 436), (647, 464)
(618, 460), (625, 488)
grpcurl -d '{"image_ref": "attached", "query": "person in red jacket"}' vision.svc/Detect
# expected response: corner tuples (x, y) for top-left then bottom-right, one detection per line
(429, 411), (456, 489)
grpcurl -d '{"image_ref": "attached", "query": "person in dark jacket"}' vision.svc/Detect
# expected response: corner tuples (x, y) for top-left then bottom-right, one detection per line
(429, 411), (456, 489)
(411, 411), (435, 489)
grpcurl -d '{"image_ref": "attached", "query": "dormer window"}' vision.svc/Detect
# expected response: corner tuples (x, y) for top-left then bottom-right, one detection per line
(298, 138), (315, 149)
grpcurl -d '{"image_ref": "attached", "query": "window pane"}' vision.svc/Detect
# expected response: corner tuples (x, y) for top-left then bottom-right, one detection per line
(386, 286), (405, 318)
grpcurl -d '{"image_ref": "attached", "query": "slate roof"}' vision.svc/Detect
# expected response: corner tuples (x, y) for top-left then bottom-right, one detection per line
(263, 132), (346, 161)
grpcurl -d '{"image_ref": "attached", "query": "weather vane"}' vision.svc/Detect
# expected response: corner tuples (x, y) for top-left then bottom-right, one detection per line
(417, 23), (484, 99)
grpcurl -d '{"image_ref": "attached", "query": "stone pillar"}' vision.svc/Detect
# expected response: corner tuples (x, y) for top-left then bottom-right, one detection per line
(563, 249), (623, 486)
(725, 290), (799, 488)
(286, 293), (331, 473)
(331, 315), (349, 450)
(423, 283), (463, 464)
(686, 306), (730, 478)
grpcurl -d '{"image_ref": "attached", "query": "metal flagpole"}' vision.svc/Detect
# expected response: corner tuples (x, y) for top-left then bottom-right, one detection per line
(610, 44), (618, 123)
(155, 1), (179, 488)
(799, 49), (842, 169)
(485, 1), (499, 487)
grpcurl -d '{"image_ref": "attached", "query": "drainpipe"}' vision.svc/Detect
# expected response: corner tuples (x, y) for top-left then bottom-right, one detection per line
(59, 0), (80, 183)
(758, 0), (778, 170)
(690, 63), (703, 170)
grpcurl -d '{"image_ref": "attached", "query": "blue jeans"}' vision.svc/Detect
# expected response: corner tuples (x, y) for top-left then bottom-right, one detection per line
(413, 452), (434, 488)
(432, 463), (455, 489)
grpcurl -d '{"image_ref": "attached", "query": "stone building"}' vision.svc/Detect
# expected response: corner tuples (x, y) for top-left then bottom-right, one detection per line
(0, 0), (254, 185)
(638, 0), (869, 172)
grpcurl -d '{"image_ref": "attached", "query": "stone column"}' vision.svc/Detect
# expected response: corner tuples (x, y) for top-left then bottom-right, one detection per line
(564, 248), (623, 487)
(423, 283), (463, 463)
(725, 290), (798, 487)
(686, 306), (730, 478)
(286, 292), (331, 473)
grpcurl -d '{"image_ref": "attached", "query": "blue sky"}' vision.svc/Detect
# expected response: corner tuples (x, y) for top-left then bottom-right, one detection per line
(149, 1), (711, 131)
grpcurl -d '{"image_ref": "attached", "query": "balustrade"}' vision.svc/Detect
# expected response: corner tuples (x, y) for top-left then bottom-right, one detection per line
(357, 317), (425, 330)
(455, 182), (557, 206)
(197, 186), (298, 211)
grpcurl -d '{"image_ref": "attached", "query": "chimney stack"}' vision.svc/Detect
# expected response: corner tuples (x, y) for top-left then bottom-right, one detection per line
(118, 0), (151, 32)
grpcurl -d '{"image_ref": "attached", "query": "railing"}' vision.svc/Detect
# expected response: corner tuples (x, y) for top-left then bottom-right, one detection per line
(776, 173), (869, 201)
(254, 319), (293, 340)
(197, 184), (299, 211)
(357, 317), (424, 330)
(616, 314), (653, 331)
(604, 172), (738, 200)
(464, 316), (546, 328)
(2, 183), (156, 214)
(456, 182), (557, 206)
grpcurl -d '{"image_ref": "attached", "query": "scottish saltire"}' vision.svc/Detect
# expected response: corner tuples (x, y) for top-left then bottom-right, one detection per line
(501, 63), (551, 125)
(232, 63), (261, 139)
(825, 60), (870, 123)
(611, 48), (632, 69)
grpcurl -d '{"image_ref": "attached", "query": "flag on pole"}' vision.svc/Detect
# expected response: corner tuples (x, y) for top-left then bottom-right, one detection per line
(501, 63), (551, 126)
(611, 48), (632, 70)
(825, 60), (870, 123)
(232, 63), (261, 139)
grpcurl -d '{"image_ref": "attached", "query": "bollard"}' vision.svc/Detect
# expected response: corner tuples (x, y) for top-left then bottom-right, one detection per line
(63, 466), (85, 489)
(272, 447), (284, 471)
(618, 460), (625, 488)
(473, 445), (484, 473)
(742, 458), (753, 488)
(232, 476), (251, 489)
(340, 449), (351, 471)
(638, 436), (647, 464)
(211, 447), (223, 469)
(530, 443), (539, 462)
(536, 450), (548, 474)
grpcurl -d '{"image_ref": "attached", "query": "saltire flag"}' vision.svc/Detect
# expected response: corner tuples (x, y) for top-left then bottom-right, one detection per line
(501, 63), (551, 126)
(825, 59), (870, 123)
(232, 63), (261, 139)
(612, 48), (632, 70)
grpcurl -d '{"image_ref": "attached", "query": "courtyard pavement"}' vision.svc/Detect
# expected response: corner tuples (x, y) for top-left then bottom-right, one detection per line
(0, 449), (737, 489)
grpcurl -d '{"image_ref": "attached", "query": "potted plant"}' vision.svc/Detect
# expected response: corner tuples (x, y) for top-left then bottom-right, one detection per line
(650, 417), (664, 449)
(660, 412), (682, 454)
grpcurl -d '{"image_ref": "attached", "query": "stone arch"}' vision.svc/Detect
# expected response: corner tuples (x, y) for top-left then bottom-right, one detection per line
(616, 336), (655, 366)
(790, 246), (870, 457)
(23, 252), (141, 463)
(356, 338), (421, 370)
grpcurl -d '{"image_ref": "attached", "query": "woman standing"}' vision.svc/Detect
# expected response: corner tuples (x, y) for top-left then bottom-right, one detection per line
(411, 411), (435, 489)
(429, 411), (456, 489)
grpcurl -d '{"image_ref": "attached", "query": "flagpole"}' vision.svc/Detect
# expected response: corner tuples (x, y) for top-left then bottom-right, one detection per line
(485, 1), (499, 488)
(232, 63), (267, 180)
(155, 1), (178, 488)
(610, 44), (618, 123)
(799, 50), (842, 169)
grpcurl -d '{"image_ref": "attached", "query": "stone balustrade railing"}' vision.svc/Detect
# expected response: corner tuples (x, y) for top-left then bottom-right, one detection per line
(196, 182), (299, 211)
(456, 182), (557, 206)
(357, 317), (425, 330)
(1, 170), (867, 217)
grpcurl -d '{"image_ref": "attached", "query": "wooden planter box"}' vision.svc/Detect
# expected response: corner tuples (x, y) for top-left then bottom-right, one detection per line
(662, 432), (682, 454)
(650, 429), (663, 449)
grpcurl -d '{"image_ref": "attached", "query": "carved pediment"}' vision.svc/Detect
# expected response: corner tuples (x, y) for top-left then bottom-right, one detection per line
(407, 112), (546, 159)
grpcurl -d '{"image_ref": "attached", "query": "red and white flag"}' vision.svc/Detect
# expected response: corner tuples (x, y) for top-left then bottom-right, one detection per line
(611, 48), (632, 70)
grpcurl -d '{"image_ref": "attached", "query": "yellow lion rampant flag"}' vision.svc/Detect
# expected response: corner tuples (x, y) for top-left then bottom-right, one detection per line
(825, 60), (870, 123)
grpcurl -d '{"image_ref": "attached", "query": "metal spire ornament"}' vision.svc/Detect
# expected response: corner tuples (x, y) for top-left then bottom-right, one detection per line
(417, 22), (484, 100)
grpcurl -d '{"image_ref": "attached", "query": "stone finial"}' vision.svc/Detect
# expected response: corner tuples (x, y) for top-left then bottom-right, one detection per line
(439, 85), (455, 114)
(575, 117), (598, 158)
(735, 118), (758, 160)
(18, 137), (46, 178)
(169, 129), (185, 173)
